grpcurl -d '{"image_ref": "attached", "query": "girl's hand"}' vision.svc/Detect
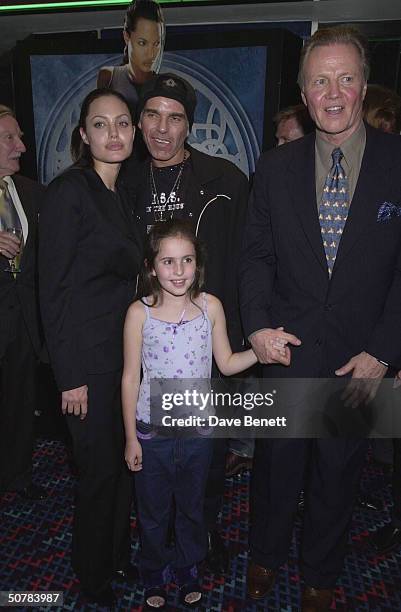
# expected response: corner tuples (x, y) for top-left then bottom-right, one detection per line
(125, 438), (143, 471)
(250, 326), (301, 366)
(61, 385), (88, 420)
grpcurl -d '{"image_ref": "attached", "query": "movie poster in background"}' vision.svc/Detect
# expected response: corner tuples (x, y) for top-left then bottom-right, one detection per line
(31, 46), (266, 184)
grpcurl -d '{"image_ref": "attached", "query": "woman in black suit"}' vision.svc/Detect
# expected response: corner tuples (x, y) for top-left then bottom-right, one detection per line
(39, 89), (142, 606)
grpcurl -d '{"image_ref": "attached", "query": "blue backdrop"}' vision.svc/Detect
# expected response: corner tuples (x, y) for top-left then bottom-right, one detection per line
(31, 46), (266, 184)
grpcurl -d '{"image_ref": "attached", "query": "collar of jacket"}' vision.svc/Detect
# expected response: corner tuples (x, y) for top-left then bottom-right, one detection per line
(284, 121), (391, 181)
(69, 164), (126, 193)
(185, 144), (225, 185)
(136, 143), (225, 187)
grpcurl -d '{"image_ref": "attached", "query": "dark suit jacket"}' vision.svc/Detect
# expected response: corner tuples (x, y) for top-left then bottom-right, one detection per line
(239, 125), (401, 376)
(0, 175), (44, 359)
(39, 166), (142, 392)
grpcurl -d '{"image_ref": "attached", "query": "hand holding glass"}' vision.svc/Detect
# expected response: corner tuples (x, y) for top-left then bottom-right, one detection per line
(4, 227), (23, 274)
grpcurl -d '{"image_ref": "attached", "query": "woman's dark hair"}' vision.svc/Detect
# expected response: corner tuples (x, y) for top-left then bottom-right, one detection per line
(70, 88), (133, 165)
(138, 219), (205, 306)
(123, 0), (166, 70)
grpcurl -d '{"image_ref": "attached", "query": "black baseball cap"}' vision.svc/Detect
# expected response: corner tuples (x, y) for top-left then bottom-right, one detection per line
(137, 73), (197, 129)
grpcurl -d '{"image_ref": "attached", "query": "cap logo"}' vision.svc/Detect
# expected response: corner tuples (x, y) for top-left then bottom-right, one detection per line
(164, 78), (177, 88)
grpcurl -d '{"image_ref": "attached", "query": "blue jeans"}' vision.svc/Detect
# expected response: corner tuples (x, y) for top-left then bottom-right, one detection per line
(135, 435), (212, 588)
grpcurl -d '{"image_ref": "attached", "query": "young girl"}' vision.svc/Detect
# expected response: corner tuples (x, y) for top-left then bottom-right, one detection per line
(122, 219), (257, 609)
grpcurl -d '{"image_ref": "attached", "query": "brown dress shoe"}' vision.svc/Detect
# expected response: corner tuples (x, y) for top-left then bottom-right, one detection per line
(301, 586), (334, 611)
(247, 561), (277, 599)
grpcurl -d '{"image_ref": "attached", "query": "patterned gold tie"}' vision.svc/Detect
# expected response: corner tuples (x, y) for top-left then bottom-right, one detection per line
(0, 178), (22, 233)
(318, 148), (349, 276)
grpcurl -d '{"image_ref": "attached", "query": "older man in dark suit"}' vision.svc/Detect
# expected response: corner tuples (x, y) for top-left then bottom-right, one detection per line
(0, 105), (45, 500)
(239, 26), (401, 611)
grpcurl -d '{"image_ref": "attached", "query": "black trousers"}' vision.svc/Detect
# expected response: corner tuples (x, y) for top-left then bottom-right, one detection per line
(250, 437), (367, 588)
(65, 370), (132, 594)
(0, 305), (36, 492)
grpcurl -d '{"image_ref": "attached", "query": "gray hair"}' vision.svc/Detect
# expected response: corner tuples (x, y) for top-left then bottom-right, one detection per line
(0, 105), (15, 121)
(298, 25), (370, 89)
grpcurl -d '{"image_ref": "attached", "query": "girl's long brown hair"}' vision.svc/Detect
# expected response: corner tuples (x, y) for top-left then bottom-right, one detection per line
(137, 219), (205, 307)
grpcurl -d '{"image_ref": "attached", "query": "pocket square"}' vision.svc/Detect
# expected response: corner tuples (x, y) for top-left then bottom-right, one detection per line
(377, 202), (401, 222)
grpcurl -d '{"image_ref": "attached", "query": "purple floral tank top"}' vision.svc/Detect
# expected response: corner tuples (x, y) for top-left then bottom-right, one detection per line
(136, 293), (212, 423)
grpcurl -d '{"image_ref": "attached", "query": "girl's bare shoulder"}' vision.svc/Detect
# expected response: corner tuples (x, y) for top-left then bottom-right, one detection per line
(203, 292), (223, 319)
(204, 292), (222, 309)
(126, 299), (148, 325)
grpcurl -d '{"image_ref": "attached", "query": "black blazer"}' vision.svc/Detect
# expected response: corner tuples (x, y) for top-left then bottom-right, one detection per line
(0, 174), (44, 359)
(239, 125), (401, 375)
(39, 166), (142, 392)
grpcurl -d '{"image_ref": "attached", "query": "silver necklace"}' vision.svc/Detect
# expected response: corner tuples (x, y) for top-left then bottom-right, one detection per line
(149, 155), (187, 222)
(172, 304), (188, 335)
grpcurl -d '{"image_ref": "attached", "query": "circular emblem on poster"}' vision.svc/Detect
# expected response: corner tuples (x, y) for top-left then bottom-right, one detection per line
(39, 52), (260, 184)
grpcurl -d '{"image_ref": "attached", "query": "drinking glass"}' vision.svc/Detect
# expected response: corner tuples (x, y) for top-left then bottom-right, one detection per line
(4, 227), (23, 274)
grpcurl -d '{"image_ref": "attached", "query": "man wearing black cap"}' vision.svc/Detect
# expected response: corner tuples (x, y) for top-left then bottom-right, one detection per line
(132, 72), (249, 574)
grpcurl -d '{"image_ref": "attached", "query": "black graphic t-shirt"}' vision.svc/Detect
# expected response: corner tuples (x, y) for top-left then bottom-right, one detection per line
(136, 160), (194, 235)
